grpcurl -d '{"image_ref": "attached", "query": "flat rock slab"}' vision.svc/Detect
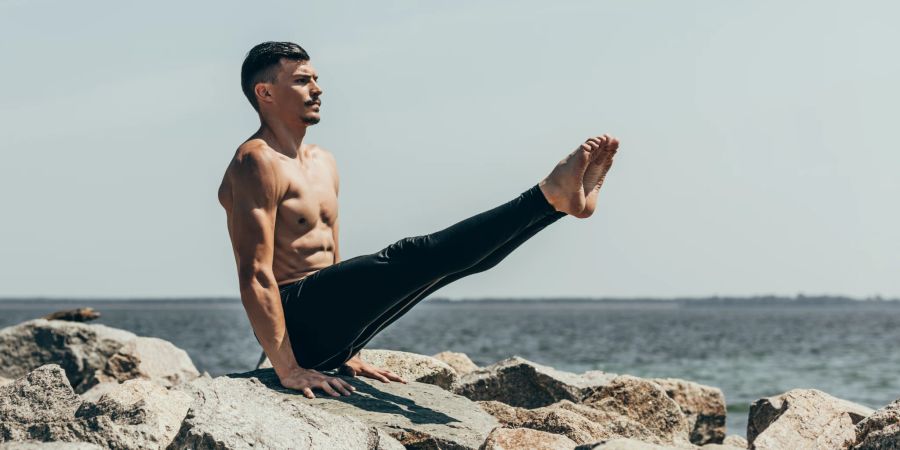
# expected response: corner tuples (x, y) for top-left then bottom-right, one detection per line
(232, 368), (498, 449)
(748, 388), (873, 450)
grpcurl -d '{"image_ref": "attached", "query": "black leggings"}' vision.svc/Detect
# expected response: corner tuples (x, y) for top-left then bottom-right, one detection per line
(278, 183), (567, 371)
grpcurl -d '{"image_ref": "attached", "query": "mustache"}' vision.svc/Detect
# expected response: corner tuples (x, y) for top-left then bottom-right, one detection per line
(305, 98), (321, 106)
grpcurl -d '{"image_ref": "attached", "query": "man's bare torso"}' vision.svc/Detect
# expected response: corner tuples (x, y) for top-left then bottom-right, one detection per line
(218, 139), (339, 285)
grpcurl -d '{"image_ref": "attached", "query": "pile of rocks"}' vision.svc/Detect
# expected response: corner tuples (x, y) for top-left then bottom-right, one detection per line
(1, 318), (898, 449)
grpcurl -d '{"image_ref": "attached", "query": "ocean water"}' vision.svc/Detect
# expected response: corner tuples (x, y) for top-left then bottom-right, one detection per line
(2, 298), (899, 438)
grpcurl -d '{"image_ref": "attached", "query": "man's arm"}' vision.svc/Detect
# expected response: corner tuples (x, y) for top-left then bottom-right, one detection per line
(227, 150), (298, 376)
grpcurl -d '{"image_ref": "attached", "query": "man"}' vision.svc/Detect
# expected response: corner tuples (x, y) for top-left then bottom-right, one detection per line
(218, 42), (620, 399)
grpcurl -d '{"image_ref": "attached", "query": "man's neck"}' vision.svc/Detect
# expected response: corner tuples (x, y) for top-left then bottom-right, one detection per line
(255, 116), (310, 161)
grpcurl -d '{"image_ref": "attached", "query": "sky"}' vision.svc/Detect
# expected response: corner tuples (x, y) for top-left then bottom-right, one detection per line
(0, 0), (897, 299)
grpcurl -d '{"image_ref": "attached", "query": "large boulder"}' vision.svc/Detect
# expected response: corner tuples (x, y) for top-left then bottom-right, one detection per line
(722, 434), (748, 448)
(0, 319), (199, 393)
(171, 373), (403, 450)
(358, 349), (459, 390)
(852, 398), (900, 449)
(748, 389), (873, 450)
(481, 427), (578, 450)
(573, 438), (683, 449)
(226, 368), (497, 449)
(0, 377), (11, 387)
(478, 399), (682, 446)
(454, 356), (617, 408)
(0, 443), (104, 449)
(584, 376), (692, 446)
(0, 364), (191, 449)
(433, 351), (480, 376)
(653, 378), (726, 445)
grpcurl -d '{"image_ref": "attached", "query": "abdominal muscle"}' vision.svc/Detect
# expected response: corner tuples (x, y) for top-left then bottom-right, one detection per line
(272, 231), (336, 286)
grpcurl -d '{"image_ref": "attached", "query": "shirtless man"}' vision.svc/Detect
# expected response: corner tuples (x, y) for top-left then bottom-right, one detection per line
(218, 42), (620, 399)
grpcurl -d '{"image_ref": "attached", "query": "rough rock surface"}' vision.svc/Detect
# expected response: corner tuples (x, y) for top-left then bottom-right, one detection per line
(171, 373), (404, 450)
(433, 351), (480, 376)
(722, 434), (748, 448)
(359, 349), (460, 390)
(653, 378), (726, 445)
(0, 319), (199, 393)
(481, 427), (578, 450)
(0, 443), (104, 449)
(748, 388), (873, 450)
(0, 365), (191, 449)
(0, 377), (11, 387)
(573, 438), (683, 449)
(852, 398), (900, 450)
(584, 375), (691, 446)
(478, 399), (678, 446)
(455, 356), (617, 408)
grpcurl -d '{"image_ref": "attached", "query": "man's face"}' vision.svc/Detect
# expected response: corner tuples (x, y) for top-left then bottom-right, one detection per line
(265, 58), (322, 125)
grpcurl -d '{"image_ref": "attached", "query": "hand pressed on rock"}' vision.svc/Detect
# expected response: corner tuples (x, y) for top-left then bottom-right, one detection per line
(278, 366), (356, 398)
(341, 357), (407, 384)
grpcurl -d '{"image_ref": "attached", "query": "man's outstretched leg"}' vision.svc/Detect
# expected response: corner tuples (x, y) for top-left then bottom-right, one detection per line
(281, 135), (620, 371)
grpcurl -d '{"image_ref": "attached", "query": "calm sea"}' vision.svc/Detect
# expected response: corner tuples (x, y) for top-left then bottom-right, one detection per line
(2, 298), (899, 438)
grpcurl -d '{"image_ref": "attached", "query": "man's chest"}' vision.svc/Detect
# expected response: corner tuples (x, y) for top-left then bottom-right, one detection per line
(277, 166), (338, 228)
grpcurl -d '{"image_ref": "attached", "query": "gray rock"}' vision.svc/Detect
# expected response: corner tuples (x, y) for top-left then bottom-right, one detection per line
(852, 397), (900, 450)
(0, 443), (104, 449)
(359, 349), (459, 390)
(0, 364), (192, 449)
(748, 388), (872, 450)
(455, 356), (617, 408)
(225, 368), (497, 449)
(481, 427), (578, 450)
(171, 371), (406, 450)
(0, 365), (82, 436)
(574, 438), (686, 449)
(0, 319), (199, 393)
(700, 444), (745, 450)
(653, 378), (726, 445)
(0, 377), (11, 387)
(584, 376), (692, 446)
(433, 351), (480, 376)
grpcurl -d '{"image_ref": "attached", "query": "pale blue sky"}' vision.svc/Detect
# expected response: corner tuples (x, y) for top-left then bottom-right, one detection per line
(1, 1), (897, 299)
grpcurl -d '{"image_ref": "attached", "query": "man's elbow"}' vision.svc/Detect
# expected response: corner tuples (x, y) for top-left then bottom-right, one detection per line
(238, 265), (276, 291)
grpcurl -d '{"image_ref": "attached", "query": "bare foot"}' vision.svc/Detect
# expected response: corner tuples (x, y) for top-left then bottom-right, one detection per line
(539, 135), (619, 218)
(579, 134), (619, 218)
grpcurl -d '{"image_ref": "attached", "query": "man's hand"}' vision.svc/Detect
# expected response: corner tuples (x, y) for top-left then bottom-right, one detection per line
(340, 354), (407, 384)
(278, 366), (356, 398)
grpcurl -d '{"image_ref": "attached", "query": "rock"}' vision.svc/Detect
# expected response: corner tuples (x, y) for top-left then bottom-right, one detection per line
(722, 434), (748, 448)
(700, 444), (745, 450)
(0, 377), (11, 387)
(171, 370), (414, 450)
(573, 438), (682, 449)
(0, 365), (82, 435)
(358, 349), (460, 390)
(73, 378), (192, 449)
(653, 378), (726, 445)
(478, 399), (677, 446)
(0, 319), (199, 393)
(433, 351), (480, 376)
(748, 388), (872, 450)
(0, 364), (193, 449)
(481, 427), (578, 450)
(225, 368), (495, 449)
(79, 381), (120, 402)
(455, 356), (617, 408)
(0, 443), (104, 449)
(42, 307), (101, 322)
(852, 398), (900, 450)
(584, 376), (691, 446)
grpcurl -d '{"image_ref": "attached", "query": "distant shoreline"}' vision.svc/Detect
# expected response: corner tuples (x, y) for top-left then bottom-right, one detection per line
(0, 295), (898, 307)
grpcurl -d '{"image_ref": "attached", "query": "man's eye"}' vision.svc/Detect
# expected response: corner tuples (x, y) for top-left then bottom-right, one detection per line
(296, 78), (309, 83)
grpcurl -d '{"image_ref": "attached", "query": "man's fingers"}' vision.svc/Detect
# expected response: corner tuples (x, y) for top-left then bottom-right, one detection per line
(340, 379), (356, 391)
(329, 378), (352, 396)
(319, 381), (341, 397)
(384, 371), (407, 383)
(302, 387), (315, 399)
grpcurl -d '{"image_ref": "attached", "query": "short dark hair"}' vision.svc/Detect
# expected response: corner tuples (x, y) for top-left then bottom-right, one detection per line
(240, 41), (310, 111)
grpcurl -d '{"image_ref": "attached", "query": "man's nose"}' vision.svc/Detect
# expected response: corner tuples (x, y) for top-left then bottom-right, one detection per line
(310, 79), (323, 96)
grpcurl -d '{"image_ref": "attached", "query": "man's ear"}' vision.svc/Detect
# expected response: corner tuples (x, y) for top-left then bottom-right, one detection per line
(254, 82), (273, 106)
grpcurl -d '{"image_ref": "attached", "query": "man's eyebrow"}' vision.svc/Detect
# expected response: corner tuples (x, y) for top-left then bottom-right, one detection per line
(292, 73), (319, 79)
